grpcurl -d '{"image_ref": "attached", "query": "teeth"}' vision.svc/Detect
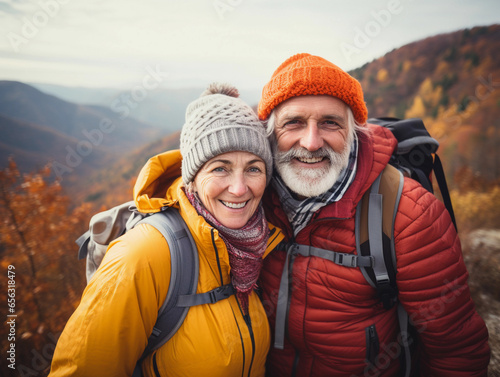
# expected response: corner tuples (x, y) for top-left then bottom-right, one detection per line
(298, 157), (323, 164)
(222, 201), (247, 209)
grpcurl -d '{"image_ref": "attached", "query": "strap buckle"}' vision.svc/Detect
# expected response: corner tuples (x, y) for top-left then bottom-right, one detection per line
(208, 285), (234, 304)
(336, 253), (357, 267)
(376, 278), (398, 310)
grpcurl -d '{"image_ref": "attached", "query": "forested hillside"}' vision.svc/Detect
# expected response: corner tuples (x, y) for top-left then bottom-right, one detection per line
(351, 25), (500, 184)
(351, 24), (500, 233)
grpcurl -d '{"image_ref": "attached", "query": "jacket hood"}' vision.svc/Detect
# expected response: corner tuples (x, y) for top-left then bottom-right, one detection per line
(133, 149), (284, 258)
(133, 149), (183, 213)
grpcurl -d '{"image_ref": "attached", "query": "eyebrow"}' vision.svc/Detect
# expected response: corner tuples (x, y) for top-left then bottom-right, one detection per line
(278, 113), (347, 123)
(204, 158), (265, 168)
(205, 159), (231, 167)
(247, 159), (265, 165)
(322, 114), (346, 122)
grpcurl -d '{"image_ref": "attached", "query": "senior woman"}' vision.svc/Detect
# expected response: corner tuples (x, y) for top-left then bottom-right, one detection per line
(49, 83), (284, 377)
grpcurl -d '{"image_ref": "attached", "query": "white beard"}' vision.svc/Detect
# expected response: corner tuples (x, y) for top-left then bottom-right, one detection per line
(273, 134), (354, 198)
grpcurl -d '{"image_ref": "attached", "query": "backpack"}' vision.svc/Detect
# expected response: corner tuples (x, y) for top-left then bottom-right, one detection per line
(370, 117), (456, 231)
(76, 201), (235, 376)
(273, 117), (456, 377)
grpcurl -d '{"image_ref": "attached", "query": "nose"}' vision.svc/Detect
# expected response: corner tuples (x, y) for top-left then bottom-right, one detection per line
(299, 123), (323, 151)
(228, 173), (248, 196)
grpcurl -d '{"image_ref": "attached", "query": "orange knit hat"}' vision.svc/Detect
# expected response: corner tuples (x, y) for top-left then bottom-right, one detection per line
(258, 53), (368, 124)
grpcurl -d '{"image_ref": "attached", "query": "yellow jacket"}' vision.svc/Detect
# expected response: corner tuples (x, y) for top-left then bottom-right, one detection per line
(49, 150), (284, 377)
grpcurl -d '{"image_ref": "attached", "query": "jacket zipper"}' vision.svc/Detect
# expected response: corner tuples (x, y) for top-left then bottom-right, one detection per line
(291, 348), (300, 377)
(211, 229), (224, 285)
(243, 313), (256, 377)
(152, 352), (161, 377)
(213, 231), (256, 377)
(366, 324), (380, 365)
(231, 307), (246, 377)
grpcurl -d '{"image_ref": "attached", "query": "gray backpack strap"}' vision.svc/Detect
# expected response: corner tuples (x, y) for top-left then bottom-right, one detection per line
(398, 304), (412, 377)
(356, 165), (412, 375)
(273, 243), (375, 349)
(131, 208), (236, 376)
(356, 165), (404, 308)
(138, 208), (199, 355)
(274, 245), (294, 350)
(291, 244), (374, 268)
(368, 173), (390, 293)
(177, 284), (235, 307)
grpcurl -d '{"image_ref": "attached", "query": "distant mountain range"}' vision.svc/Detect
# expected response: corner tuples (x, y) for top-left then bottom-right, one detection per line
(1, 24), (498, 207)
(29, 83), (263, 132)
(0, 81), (164, 189)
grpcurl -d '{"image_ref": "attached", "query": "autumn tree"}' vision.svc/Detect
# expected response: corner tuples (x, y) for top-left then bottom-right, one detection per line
(0, 159), (92, 376)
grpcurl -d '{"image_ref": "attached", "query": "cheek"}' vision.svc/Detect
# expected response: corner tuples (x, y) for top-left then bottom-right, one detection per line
(251, 177), (267, 200)
(275, 130), (298, 151)
(324, 130), (350, 153)
(193, 176), (221, 208)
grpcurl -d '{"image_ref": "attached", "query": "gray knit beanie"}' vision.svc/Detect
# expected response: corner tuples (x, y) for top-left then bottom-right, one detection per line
(180, 83), (272, 185)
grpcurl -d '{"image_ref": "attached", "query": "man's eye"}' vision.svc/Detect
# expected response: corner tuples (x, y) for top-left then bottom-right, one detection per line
(321, 120), (342, 129)
(282, 120), (301, 128)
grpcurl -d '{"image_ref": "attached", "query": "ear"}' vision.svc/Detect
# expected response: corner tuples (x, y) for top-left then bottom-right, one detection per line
(186, 181), (197, 194)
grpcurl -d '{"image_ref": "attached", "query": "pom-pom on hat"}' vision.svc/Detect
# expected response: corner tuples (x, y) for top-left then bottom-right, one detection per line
(180, 82), (273, 185)
(258, 53), (368, 124)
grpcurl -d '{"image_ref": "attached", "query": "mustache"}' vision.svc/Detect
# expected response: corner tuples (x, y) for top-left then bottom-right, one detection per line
(274, 147), (334, 164)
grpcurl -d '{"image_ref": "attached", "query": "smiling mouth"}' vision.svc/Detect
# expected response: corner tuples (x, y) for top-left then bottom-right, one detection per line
(296, 156), (326, 164)
(221, 200), (248, 209)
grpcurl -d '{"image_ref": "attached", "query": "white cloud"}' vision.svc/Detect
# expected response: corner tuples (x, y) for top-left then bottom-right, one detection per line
(0, 0), (498, 89)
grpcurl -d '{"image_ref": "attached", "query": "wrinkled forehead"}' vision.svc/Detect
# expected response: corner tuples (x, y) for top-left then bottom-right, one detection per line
(274, 95), (349, 121)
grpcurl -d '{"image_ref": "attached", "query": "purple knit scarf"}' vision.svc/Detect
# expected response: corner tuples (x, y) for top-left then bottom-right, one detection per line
(186, 190), (270, 313)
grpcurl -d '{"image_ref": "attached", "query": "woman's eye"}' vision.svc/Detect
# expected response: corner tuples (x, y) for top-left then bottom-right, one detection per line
(212, 167), (226, 173)
(248, 167), (263, 173)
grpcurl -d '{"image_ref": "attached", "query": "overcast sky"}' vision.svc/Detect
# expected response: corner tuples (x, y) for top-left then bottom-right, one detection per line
(0, 0), (499, 92)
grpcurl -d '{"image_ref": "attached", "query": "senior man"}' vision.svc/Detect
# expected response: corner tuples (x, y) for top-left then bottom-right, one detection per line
(257, 53), (490, 377)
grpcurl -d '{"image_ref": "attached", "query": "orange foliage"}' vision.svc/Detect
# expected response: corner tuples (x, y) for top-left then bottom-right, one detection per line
(0, 159), (92, 376)
(351, 24), (500, 191)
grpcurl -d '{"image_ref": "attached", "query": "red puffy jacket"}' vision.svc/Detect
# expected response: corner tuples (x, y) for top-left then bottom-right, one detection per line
(260, 124), (490, 376)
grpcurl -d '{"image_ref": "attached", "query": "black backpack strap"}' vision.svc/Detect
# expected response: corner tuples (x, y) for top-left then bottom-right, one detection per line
(433, 154), (457, 231)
